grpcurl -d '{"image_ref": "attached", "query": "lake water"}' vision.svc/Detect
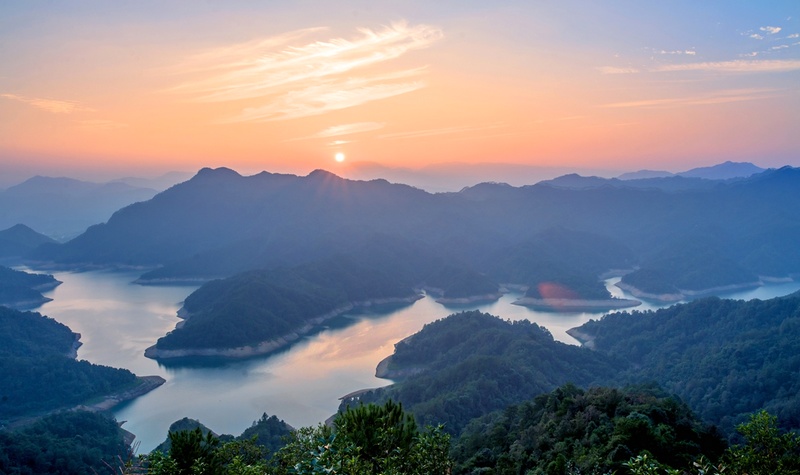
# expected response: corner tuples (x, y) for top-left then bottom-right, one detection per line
(31, 269), (800, 452)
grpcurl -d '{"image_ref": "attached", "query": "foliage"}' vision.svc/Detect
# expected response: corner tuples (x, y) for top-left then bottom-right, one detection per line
(353, 311), (620, 434)
(0, 410), (130, 475)
(573, 293), (800, 434)
(273, 401), (452, 475)
(0, 266), (59, 308)
(141, 401), (451, 475)
(725, 410), (800, 475)
(237, 413), (293, 457)
(452, 384), (725, 475)
(0, 306), (137, 420)
(624, 410), (800, 475)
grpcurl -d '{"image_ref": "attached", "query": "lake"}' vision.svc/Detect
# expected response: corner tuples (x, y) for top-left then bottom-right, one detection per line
(32, 269), (800, 452)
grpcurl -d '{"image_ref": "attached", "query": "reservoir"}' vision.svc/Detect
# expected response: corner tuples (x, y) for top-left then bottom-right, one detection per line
(32, 269), (800, 452)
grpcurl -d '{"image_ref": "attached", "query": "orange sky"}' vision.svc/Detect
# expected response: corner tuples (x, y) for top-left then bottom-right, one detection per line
(1, 2), (799, 183)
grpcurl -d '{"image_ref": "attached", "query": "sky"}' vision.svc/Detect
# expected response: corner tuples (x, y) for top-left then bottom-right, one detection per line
(1, 1), (799, 185)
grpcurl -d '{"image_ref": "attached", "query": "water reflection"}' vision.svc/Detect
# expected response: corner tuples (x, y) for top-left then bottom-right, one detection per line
(30, 269), (800, 452)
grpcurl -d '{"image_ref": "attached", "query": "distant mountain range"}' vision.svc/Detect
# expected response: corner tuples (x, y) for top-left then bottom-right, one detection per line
(617, 160), (765, 180)
(26, 164), (800, 296)
(0, 172), (191, 241)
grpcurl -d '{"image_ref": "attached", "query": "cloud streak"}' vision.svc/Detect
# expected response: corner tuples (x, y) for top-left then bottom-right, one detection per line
(170, 21), (443, 122)
(310, 122), (387, 139)
(0, 93), (94, 114)
(599, 88), (778, 109)
(653, 59), (800, 73)
(599, 59), (800, 75)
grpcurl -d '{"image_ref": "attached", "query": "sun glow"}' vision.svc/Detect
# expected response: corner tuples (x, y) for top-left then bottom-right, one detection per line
(335, 152), (346, 162)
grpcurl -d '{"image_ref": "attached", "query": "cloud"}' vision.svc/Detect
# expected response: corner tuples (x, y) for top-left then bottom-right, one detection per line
(771, 45), (789, 50)
(599, 88), (778, 109)
(658, 49), (696, 56)
(597, 66), (641, 74)
(788, 33), (800, 39)
(222, 71), (426, 122)
(761, 26), (782, 35)
(653, 59), (800, 73)
(0, 93), (94, 114)
(312, 122), (387, 138)
(750, 34), (764, 40)
(170, 21), (443, 122)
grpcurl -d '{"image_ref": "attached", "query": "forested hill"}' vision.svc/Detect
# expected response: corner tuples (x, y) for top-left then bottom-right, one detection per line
(28, 165), (800, 299)
(148, 239), (499, 356)
(353, 292), (800, 438)
(570, 290), (800, 434)
(0, 306), (139, 420)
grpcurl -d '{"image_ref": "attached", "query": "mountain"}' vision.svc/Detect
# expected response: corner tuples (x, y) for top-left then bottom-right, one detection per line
(340, 161), (612, 192)
(618, 169), (674, 180)
(0, 176), (158, 240)
(678, 160), (765, 180)
(109, 171), (193, 192)
(0, 224), (56, 260)
(30, 166), (800, 303)
(618, 161), (764, 181)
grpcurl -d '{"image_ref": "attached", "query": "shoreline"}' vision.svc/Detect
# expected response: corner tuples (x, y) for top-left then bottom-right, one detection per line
(76, 375), (166, 412)
(615, 279), (766, 303)
(145, 294), (425, 360)
(512, 296), (642, 312)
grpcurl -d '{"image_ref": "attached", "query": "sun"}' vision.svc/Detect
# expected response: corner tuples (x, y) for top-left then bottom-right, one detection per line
(334, 152), (346, 163)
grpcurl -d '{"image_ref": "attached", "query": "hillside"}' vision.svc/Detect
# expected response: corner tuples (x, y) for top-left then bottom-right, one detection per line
(0, 306), (157, 421)
(28, 166), (800, 302)
(351, 291), (800, 439)
(569, 291), (800, 434)
(349, 311), (621, 434)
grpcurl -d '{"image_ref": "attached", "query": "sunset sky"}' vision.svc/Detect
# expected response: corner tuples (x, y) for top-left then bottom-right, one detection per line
(1, 1), (799, 184)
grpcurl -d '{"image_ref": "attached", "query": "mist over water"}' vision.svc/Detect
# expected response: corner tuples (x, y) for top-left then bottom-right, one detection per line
(33, 269), (800, 452)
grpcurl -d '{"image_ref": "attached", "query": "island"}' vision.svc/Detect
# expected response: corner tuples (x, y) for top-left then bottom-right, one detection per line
(145, 248), (501, 360)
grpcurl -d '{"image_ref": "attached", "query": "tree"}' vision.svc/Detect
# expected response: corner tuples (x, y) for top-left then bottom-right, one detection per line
(726, 410), (800, 475)
(272, 400), (452, 475)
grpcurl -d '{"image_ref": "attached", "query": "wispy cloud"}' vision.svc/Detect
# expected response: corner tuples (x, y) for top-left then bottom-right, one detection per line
(750, 33), (765, 40)
(761, 26), (782, 35)
(653, 59), (800, 73)
(223, 71), (425, 122)
(597, 66), (641, 75)
(658, 49), (696, 56)
(599, 88), (778, 109)
(599, 59), (800, 75)
(169, 21), (443, 122)
(788, 33), (800, 39)
(1, 93), (94, 114)
(313, 122), (386, 139)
